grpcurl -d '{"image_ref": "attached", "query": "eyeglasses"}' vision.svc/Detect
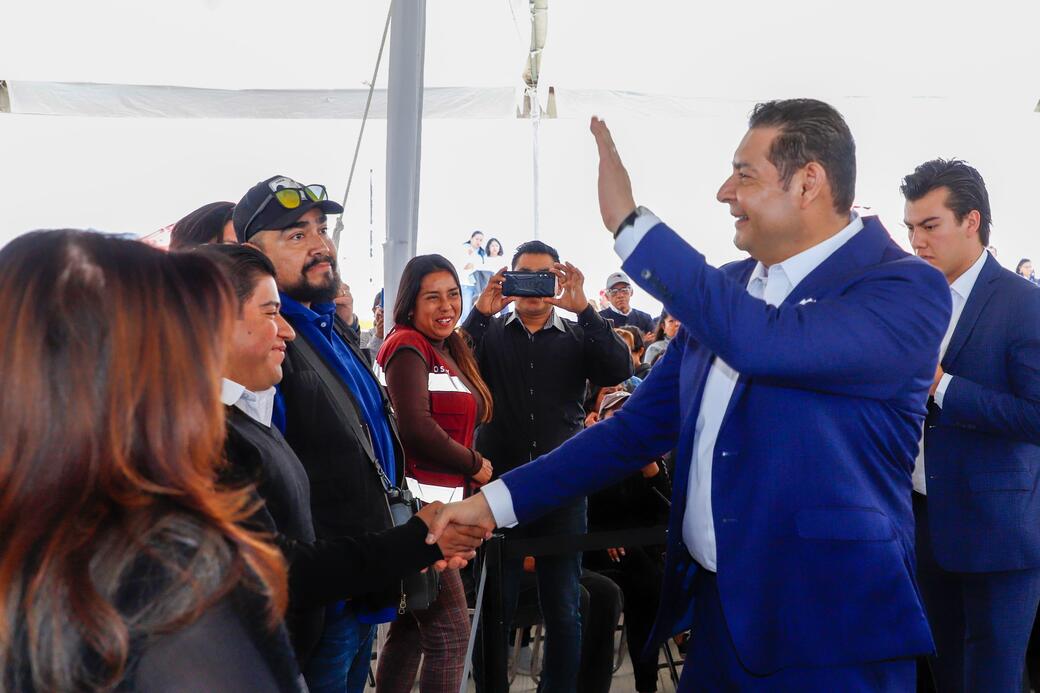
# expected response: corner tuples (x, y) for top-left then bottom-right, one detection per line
(243, 179), (329, 237)
(606, 286), (633, 296)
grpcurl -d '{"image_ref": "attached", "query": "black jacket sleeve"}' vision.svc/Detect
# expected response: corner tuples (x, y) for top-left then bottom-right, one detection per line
(577, 304), (634, 386)
(276, 513), (444, 609)
(461, 308), (493, 362)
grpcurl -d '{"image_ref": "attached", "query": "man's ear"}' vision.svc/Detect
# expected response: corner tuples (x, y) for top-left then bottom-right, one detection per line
(962, 209), (982, 239)
(798, 162), (828, 209)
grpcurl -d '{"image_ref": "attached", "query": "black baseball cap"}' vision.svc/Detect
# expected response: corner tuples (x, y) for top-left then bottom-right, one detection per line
(233, 175), (344, 241)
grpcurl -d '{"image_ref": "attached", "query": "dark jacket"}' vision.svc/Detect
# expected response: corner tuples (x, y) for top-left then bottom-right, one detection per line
(924, 253), (1040, 571)
(278, 319), (405, 541)
(224, 409), (442, 666)
(463, 305), (632, 476)
(598, 306), (655, 334)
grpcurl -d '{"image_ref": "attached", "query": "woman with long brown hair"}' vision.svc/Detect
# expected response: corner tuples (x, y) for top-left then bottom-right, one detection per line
(0, 230), (296, 691)
(373, 254), (493, 693)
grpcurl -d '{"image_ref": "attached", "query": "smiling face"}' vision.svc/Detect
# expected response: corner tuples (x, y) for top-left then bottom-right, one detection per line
(716, 127), (807, 265)
(411, 270), (462, 342)
(226, 274), (296, 391)
(251, 208), (339, 305)
(904, 186), (984, 283)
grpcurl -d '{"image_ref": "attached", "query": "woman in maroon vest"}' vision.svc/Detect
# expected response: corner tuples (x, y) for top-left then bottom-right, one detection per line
(374, 254), (493, 693)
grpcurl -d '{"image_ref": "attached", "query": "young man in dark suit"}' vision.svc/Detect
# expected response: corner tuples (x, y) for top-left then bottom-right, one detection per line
(903, 159), (1040, 693)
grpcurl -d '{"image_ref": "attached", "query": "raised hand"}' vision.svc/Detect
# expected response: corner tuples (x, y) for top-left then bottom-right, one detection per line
(424, 494), (497, 547)
(546, 262), (590, 314)
(473, 266), (515, 317)
(334, 282), (355, 326)
(590, 116), (637, 234)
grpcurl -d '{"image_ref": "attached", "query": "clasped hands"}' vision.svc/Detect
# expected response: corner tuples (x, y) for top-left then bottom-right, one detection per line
(415, 495), (499, 572)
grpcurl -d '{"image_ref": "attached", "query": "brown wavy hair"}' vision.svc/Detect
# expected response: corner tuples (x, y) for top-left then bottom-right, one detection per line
(0, 230), (287, 691)
(392, 254), (494, 423)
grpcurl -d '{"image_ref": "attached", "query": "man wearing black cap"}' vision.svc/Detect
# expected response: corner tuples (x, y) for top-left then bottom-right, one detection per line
(234, 175), (405, 693)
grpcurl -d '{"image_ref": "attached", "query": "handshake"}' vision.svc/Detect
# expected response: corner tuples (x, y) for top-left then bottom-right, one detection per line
(415, 495), (498, 571)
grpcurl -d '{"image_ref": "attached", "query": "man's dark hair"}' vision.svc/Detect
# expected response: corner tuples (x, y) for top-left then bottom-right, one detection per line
(192, 243), (277, 309)
(748, 99), (857, 214)
(900, 158), (992, 247)
(511, 240), (560, 269)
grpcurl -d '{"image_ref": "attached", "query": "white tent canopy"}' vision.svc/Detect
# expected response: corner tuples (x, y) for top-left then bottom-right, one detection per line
(2, 0), (1037, 317)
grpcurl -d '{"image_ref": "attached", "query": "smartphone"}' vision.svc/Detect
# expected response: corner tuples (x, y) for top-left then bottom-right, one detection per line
(502, 271), (556, 297)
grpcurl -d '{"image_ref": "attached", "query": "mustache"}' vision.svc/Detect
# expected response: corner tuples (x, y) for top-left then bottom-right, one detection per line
(302, 255), (337, 273)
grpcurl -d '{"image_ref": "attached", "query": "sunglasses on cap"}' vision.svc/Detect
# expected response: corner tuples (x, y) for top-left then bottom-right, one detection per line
(243, 178), (329, 237)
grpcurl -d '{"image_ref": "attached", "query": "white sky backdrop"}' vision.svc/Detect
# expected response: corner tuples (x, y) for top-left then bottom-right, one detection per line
(2, 0), (1038, 317)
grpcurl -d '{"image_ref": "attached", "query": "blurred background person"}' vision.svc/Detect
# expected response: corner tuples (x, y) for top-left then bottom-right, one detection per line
(374, 254), (494, 693)
(0, 230), (296, 692)
(617, 325), (652, 378)
(362, 288), (386, 356)
(1017, 258), (1039, 285)
(169, 200), (237, 249)
(644, 310), (681, 367)
(455, 230), (485, 321)
(599, 271), (655, 342)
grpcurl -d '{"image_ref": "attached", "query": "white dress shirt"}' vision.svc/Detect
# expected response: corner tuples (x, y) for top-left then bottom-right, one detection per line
(482, 211), (864, 569)
(220, 378), (277, 427)
(912, 249), (989, 495)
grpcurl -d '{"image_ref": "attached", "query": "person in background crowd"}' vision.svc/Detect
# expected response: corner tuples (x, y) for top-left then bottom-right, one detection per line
(362, 289), (386, 356)
(617, 325), (652, 378)
(903, 159), (1040, 693)
(585, 390), (671, 693)
(235, 174), (405, 693)
(195, 244), (484, 671)
(644, 310), (681, 367)
(374, 254), (494, 693)
(334, 281), (362, 344)
(430, 102), (953, 691)
(456, 230), (485, 321)
(1017, 258), (1040, 285)
(480, 238), (508, 315)
(0, 230), (297, 692)
(462, 240), (632, 692)
(599, 271), (655, 340)
(169, 200), (236, 249)
(485, 237), (505, 260)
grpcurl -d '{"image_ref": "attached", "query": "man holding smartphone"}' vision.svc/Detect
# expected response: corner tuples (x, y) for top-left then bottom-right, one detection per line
(461, 239), (633, 691)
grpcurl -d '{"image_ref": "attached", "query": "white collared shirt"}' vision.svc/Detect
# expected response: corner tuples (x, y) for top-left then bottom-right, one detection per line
(912, 248), (989, 495)
(220, 378), (277, 428)
(505, 308), (566, 334)
(481, 211), (864, 569)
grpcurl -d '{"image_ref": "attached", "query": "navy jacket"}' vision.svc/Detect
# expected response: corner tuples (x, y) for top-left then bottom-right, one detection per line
(923, 253), (1040, 572)
(497, 217), (951, 674)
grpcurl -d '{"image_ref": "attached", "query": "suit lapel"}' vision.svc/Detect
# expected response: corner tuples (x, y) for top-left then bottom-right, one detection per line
(783, 216), (893, 309)
(942, 253), (1002, 369)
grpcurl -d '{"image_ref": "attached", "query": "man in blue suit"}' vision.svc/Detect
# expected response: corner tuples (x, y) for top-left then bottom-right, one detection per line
(902, 159), (1040, 693)
(429, 99), (952, 690)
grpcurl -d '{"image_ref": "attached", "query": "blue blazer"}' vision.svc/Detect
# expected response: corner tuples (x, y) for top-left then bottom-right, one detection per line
(923, 253), (1040, 572)
(498, 217), (951, 674)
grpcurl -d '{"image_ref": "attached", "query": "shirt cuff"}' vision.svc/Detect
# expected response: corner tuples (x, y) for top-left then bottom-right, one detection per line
(613, 210), (662, 261)
(479, 480), (518, 528)
(934, 373), (954, 408)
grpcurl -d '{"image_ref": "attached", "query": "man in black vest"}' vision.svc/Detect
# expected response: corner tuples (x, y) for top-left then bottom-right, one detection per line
(234, 175), (407, 693)
(196, 244), (485, 674)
